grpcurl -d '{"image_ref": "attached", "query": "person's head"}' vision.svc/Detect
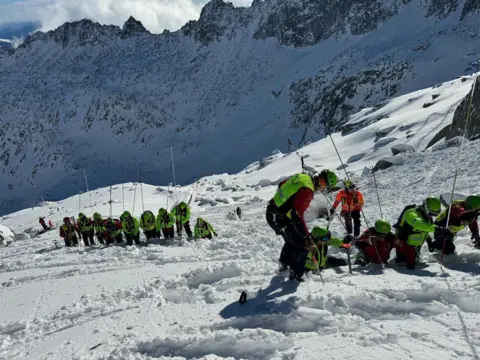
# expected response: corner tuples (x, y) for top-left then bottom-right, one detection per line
(343, 179), (355, 193)
(197, 218), (204, 225)
(374, 219), (391, 236)
(422, 197), (441, 217)
(158, 208), (167, 216)
(78, 212), (85, 219)
(63, 217), (71, 224)
(179, 202), (187, 210)
(311, 226), (331, 243)
(313, 170), (337, 191)
(464, 195), (480, 211)
(93, 212), (102, 221)
(121, 211), (131, 220)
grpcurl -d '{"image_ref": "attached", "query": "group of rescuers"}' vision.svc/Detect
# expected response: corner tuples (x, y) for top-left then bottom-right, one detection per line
(58, 202), (222, 247)
(266, 169), (480, 282)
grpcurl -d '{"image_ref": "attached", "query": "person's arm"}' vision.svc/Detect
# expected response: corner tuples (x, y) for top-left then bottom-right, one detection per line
(292, 188), (314, 236)
(332, 191), (343, 210)
(404, 210), (436, 232)
(327, 236), (344, 247)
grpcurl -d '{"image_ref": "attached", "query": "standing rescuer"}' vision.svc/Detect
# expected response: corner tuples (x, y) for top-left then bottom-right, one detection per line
(330, 180), (364, 237)
(265, 170), (338, 282)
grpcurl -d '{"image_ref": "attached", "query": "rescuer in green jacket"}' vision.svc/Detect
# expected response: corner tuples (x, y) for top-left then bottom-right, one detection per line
(265, 170), (338, 282)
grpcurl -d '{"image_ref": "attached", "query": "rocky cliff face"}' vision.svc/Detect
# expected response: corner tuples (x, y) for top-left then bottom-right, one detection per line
(446, 75), (480, 141)
(0, 0), (479, 214)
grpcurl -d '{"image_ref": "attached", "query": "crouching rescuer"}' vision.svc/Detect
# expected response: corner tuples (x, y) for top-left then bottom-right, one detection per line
(266, 170), (338, 282)
(305, 226), (351, 272)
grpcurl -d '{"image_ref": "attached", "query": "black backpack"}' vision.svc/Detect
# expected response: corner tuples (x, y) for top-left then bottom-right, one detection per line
(393, 204), (417, 229)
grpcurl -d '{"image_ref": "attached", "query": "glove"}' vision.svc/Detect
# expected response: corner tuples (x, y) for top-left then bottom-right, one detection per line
(343, 234), (354, 244)
(329, 208), (335, 215)
(304, 236), (316, 251)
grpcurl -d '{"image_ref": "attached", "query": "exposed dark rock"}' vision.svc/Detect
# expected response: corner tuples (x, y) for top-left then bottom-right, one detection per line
(391, 144), (415, 155)
(373, 156), (405, 172)
(121, 17), (148, 39)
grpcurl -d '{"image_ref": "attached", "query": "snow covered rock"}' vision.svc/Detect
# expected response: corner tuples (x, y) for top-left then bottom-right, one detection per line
(256, 179), (272, 188)
(374, 137), (397, 149)
(198, 197), (218, 207)
(391, 144), (415, 155)
(347, 153), (366, 164)
(0, 224), (15, 246)
(372, 156), (405, 172)
(14, 232), (30, 241)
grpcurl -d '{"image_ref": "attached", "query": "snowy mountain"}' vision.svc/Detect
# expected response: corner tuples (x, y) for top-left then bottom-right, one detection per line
(1, 69), (480, 359)
(1, 0), (480, 215)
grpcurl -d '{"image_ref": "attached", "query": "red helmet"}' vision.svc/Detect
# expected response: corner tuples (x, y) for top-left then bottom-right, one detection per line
(63, 217), (71, 223)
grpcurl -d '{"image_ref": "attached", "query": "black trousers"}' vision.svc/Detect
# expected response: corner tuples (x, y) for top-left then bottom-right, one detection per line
(95, 232), (106, 245)
(106, 233), (123, 245)
(81, 230), (95, 246)
(162, 227), (175, 239)
(64, 235), (79, 247)
(176, 221), (192, 237)
(432, 229), (455, 255)
(343, 211), (361, 237)
(125, 233), (141, 246)
(266, 202), (308, 278)
(143, 229), (157, 240)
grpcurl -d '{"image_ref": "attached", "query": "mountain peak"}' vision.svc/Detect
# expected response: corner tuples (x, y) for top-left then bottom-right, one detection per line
(121, 16), (148, 39)
(22, 19), (121, 47)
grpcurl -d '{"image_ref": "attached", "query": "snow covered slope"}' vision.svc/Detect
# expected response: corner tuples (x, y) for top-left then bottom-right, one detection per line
(1, 0), (480, 214)
(1, 73), (480, 359)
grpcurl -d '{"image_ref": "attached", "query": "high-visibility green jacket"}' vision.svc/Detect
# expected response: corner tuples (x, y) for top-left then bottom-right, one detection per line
(140, 211), (156, 231)
(305, 236), (344, 270)
(156, 212), (175, 230)
(122, 216), (140, 235)
(194, 219), (216, 239)
(78, 216), (93, 232)
(172, 203), (191, 224)
(273, 173), (314, 218)
(396, 207), (436, 246)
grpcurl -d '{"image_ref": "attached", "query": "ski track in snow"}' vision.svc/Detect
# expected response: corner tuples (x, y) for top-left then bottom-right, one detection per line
(1, 81), (480, 358)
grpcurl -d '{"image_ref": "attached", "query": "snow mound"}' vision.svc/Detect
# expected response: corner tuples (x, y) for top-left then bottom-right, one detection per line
(0, 224), (14, 246)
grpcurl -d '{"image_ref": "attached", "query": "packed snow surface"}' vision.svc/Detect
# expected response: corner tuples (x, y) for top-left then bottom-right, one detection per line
(1, 75), (480, 359)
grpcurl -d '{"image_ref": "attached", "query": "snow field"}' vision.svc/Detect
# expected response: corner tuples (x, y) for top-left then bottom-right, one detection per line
(1, 75), (480, 358)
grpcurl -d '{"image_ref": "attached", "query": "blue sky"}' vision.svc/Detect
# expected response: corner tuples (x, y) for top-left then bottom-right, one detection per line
(0, 0), (252, 33)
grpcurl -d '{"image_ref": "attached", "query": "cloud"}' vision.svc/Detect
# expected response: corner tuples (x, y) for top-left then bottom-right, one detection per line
(0, 0), (252, 34)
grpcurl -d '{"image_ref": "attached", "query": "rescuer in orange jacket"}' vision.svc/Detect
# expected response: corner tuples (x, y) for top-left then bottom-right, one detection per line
(330, 180), (364, 236)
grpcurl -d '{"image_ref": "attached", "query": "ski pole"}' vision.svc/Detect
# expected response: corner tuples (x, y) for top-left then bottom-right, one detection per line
(442, 61), (479, 266)
(328, 134), (384, 270)
(109, 185), (113, 218)
(170, 146), (177, 204)
(139, 165), (145, 213)
(122, 184), (125, 212)
(79, 191), (82, 213)
(132, 183), (137, 216)
(288, 139), (305, 173)
(83, 169), (93, 216)
(312, 248), (324, 285)
(371, 169), (383, 218)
